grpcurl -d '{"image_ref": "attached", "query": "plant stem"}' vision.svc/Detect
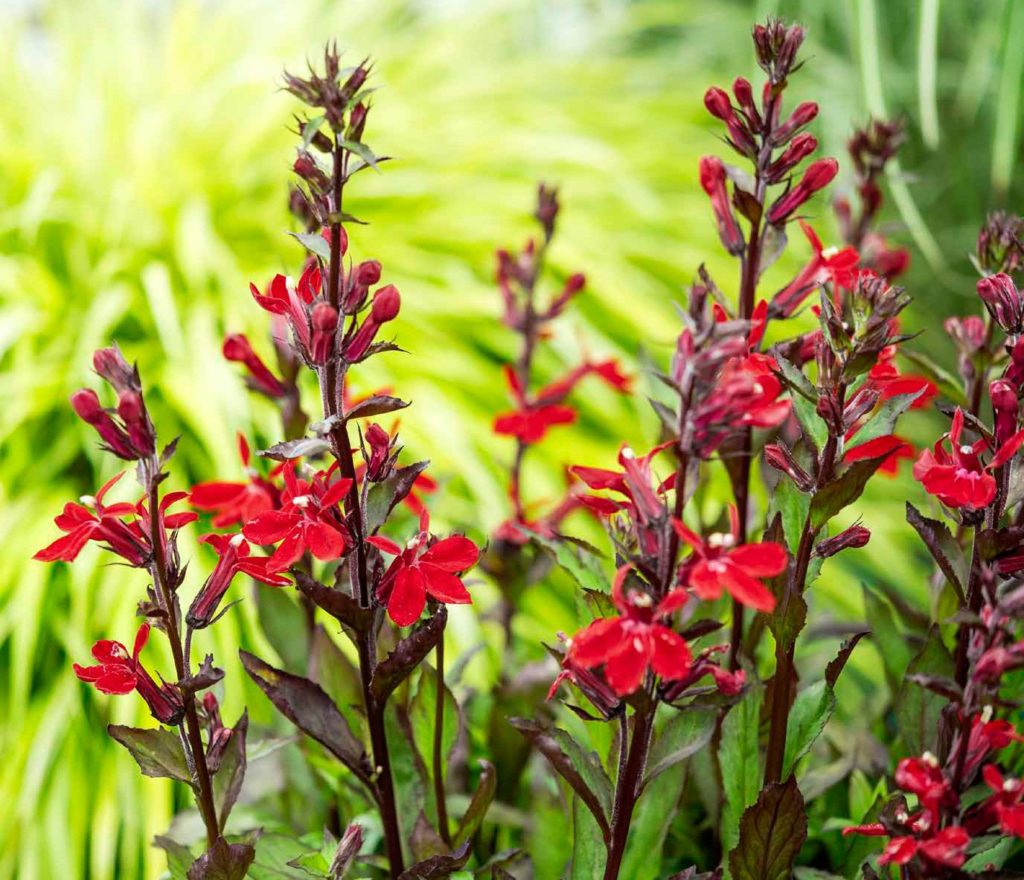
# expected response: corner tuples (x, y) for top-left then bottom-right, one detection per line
(320, 137), (405, 875)
(433, 633), (451, 845)
(602, 705), (655, 880)
(147, 479), (219, 848)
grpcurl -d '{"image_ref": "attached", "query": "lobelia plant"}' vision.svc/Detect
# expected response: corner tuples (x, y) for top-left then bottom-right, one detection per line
(38, 16), (1024, 880)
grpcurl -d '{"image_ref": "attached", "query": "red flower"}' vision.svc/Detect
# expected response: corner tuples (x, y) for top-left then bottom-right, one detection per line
(74, 624), (184, 725)
(186, 533), (291, 628)
(968, 764), (1024, 837)
(566, 565), (693, 696)
(493, 366), (576, 443)
(844, 434), (914, 476)
(242, 463), (351, 571)
(913, 408), (1024, 509)
(369, 512), (479, 626)
(866, 346), (937, 409)
(222, 334), (287, 398)
(191, 434), (279, 528)
(881, 828), (970, 869)
(34, 472), (144, 563)
(770, 222), (859, 318)
(895, 756), (955, 822)
(699, 156), (745, 255)
(766, 157), (839, 225)
(673, 509), (787, 612)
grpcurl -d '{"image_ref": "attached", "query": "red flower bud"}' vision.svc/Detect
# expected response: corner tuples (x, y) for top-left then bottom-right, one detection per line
(116, 389), (156, 457)
(355, 260), (382, 286)
(371, 284), (401, 323)
(364, 422), (393, 481)
(699, 156), (745, 256)
(310, 302), (339, 365)
(978, 273), (1024, 335)
(766, 132), (818, 182)
(704, 87), (733, 120)
(764, 442), (814, 491)
(815, 524), (870, 558)
(222, 334), (287, 398)
(990, 378), (1020, 447)
(766, 157), (839, 224)
(92, 345), (137, 393)
(70, 388), (138, 460)
(771, 101), (818, 145)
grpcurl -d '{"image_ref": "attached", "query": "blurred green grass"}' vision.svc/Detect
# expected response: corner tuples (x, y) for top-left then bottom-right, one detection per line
(1, 0), (1023, 877)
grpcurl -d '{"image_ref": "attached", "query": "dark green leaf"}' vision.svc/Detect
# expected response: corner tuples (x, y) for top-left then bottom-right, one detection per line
(847, 389), (924, 449)
(791, 394), (827, 451)
(365, 462), (430, 534)
(774, 356), (817, 403)
(906, 503), (968, 602)
(782, 681), (835, 779)
(155, 835), (195, 880)
(810, 454), (891, 528)
(719, 686), (763, 856)
(896, 628), (954, 755)
(107, 725), (191, 783)
(239, 650), (373, 788)
(642, 707), (716, 790)
(729, 777), (807, 880)
(453, 761), (496, 847)
(508, 717), (611, 839)
(526, 530), (607, 592)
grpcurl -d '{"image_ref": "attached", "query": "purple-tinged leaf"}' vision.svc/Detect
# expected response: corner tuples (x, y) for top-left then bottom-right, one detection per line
(258, 437), (332, 462)
(396, 841), (471, 879)
(810, 453), (892, 528)
(365, 461), (429, 534)
(728, 777), (807, 880)
(294, 570), (373, 632)
(906, 503), (968, 602)
(187, 838), (255, 880)
(825, 631), (868, 689)
(239, 650), (374, 789)
(453, 760), (496, 847)
(344, 395), (409, 420)
(370, 607), (447, 704)
(107, 725), (191, 783)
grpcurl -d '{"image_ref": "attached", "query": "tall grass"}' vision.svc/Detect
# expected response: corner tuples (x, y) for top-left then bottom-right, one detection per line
(0, 0), (1021, 876)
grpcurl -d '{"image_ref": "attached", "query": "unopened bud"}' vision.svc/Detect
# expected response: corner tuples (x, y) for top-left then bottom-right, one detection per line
(815, 524), (870, 558)
(978, 273), (1024, 336)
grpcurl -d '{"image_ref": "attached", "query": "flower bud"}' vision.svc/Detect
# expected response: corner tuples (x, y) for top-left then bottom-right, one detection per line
(547, 272), (586, 318)
(93, 346), (137, 393)
(976, 211), (1024, 275)
(135, 670), (185, 725)
(766, 132), (818, 182)
(117, 389), (156, 457)
(71, 388), (139, 460)
(978, 273), (1024, 336)
(364, 423), (393, 481)
(704, 87), (733, 120)
(293, 151), (329, 190)
(310, 302), (339, 365)
(355, 260), (382, 287)
(771, 101), (818, 146)
(346, 102), (368, 141)
(535, 183), (560, 240)
(990, 378), (1020, 447)
(699, 156), (745, 256)
(766, 158), (839, 225)
(371, 284), (401, 323)
(764, 442), (814, 491)
(753, 18), (806, 84)
(815, 524), (870, 558)
(732, 77), (759, 125)
(222, 334), (287, 398)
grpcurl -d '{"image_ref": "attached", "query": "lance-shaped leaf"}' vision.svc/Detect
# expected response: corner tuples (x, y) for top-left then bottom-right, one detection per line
(187, 839), (255, 880)
(906, 503), (968, 602)
(365, 461), (429, 534)
(453, 761), (497, 847)
(810, 453), (891, 528)
(896, 629), (954, 755)
(370, 607), (447, 704)
(781, 681), (835, 779)
(508, 717), (612, 841)
(791, 394), (828, 453)
(848, 389), (924, 449)
(825, 631), (868, 689)
(520, 529), (607, 592)
(180, 654), (225, 697)
(108, 725), (191, 783)
(719, 686), (763, 856)
(344, 394), (409, 421)
(294, 570), (373, 632)
(729, 777), (807, 880)
(642, 707), (716, 791)
(213, 712), (248, 832)
(774, 355), (817, 402)
(258, 436), (332, 462)
(289, 231), (332, 260)
(397, 841), (471, 879)
(239, 650), (373, 789)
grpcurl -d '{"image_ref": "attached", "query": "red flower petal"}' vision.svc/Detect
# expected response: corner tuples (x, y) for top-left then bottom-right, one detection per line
(367, 535), (402, 555)
(687, 560), (724, 601)
(728, 542), (788, 577)
(304, 520), (346, 561)
(190, 481), (245, 509)
(420, 535), (479, 572)
(420, 563), (472, 605)
(720, 563), (777, 611)
(34, 524), (97, 562)
(267, 529), (305, 571)
(570, 618), (624, 668)
(388, 564), (427, 626)
(603, 633), (650, 696)
(649, 625), (692, 681)
(243, 510), (300, 545)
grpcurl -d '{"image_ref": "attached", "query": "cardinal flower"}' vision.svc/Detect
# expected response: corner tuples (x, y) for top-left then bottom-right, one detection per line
(73, 624), (184, 725)
(913, 408), (1024, 509)
(242, 463), (351, 571)
(673, 508), (787, 611)
(35, 472), (147, 565)
(565, 565), (693, 696)
(191, 434), (280, 528)
(770, 221), (859, 318)
(493, 366), (576, 443)
(187, 533), (292, 628)
(369, 512), (480, 626)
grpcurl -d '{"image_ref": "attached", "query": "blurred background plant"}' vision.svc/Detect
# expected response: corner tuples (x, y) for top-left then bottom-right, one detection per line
(2, 0), (1024, 877)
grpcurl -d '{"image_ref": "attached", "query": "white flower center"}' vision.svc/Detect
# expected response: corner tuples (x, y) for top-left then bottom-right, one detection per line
(822, 246), (839, 259)
(292, 495), (312, 508)
(230, 534), (246, 547)
(707, 532), (735, 549)
(80, 495), (97, 508)
(959, 445), (974, 455)
(922, 751), (938, 767)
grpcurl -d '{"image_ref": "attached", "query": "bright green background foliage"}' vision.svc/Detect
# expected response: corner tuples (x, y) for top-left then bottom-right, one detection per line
(1, 1), (1022, 877)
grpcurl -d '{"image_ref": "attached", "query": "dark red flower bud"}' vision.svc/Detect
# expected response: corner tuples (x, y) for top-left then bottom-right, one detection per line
(355, 260), (382, 286)
(116, 390), (156, 457)
(704, 87), (733, 120)
(766, 158), (839, 225)
(771, 101), (819, 146)
(310, 302), (339, 365)
(339, 65), (368, 105)
(547, 272), (586, 318)
(752, 18), (806, 84)
(816, 524), (870, 558)
(766, 132), (818, 182)
(976, 211), (1024, 275)
(371, 284), (401, 323)
(699, 156), (745, 256)
(978, 273), (1024, 335)
(135, 671), (185, 725)
(222, 333), (287, 398)
(764, 442), (814, 491)
(71, 388), (138, 460)
(92, 345), (137, 393)
(293, 151), (329, 190)
(732, 77), (759, 125)
(346, 102), (368, 141)
(535, 183), (560, 240)
(364, 423), (393, 481)
(991, 379), (1020, 448)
